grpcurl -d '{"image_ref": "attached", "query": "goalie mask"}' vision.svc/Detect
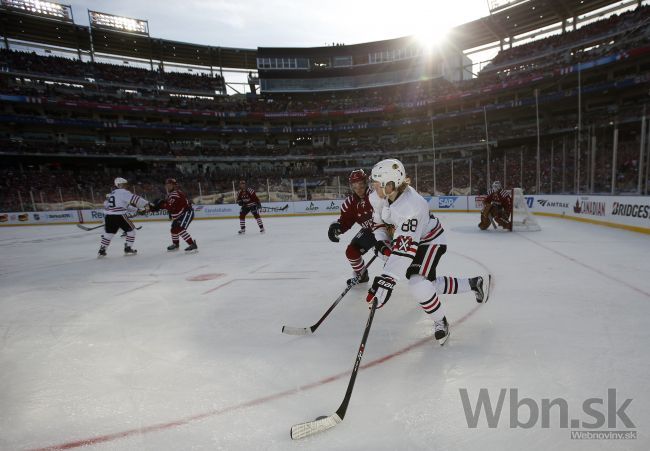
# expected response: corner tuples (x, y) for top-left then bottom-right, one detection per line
(492, 181), (502, 191)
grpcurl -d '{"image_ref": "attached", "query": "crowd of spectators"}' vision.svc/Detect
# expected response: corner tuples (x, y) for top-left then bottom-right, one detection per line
(487, 5), (650, 72)
(0, 49), (225, 93)
(2, 134), (646, 212)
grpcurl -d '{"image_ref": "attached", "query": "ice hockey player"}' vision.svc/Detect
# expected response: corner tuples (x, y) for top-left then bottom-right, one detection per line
(366, 159), (489, 345)
(98, 177), (150, 257)
(328, 169), (376, 286)
(236, 180), (264, 234)
(150, 178), (197, 252)
(479, 180), (512, 231)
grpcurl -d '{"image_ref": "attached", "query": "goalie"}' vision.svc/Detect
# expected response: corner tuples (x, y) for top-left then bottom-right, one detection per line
(479, 181), (512, 231)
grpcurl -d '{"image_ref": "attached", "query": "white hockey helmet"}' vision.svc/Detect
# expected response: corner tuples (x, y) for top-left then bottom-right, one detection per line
(370, 159), (406, 188)
(114, 177), (128, 187)
(492, 180), (502, 191)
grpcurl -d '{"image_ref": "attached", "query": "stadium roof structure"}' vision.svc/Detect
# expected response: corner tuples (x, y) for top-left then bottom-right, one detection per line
(0, 3), (257, 69)
(448, 0), (626, 50)
(0, 0), (625, 68)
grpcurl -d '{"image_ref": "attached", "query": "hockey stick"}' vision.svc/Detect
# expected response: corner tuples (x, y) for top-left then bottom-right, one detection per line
(282, 255), (377, 335)
(76, 224), (103, 231)
(260, 204), (289, 212)
(290, 298), (378, 440)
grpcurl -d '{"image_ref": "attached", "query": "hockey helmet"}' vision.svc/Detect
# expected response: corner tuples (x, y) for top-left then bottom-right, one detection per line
(114, 177), (128, 187)
(370, 159), (406, 188)
(165, 178), (177, 185)
(492, 180), (502, 191)
(348, 169), (367, 185)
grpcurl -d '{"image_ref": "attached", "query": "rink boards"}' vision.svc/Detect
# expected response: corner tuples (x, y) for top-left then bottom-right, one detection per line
(1, 195), (649, 233)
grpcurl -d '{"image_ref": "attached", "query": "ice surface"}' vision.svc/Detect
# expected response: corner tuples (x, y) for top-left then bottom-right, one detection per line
(0, 214), (649, 450)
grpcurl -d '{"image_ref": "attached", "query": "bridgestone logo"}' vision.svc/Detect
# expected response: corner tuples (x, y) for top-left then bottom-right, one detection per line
(611, 203), (650, 220)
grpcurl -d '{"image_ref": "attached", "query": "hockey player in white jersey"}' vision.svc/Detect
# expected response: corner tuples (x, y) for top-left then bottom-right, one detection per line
(98, 177), (150, 257)
(366, 159), (489, 345)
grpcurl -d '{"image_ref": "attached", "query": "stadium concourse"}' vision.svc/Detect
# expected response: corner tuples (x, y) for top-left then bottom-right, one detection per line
(0, 214), (648, 450)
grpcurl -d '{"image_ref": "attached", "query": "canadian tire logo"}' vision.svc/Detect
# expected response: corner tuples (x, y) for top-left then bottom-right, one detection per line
(306, 202), (319, 211)
(574, 198), (605, 216)
(573, 199), (582, 213)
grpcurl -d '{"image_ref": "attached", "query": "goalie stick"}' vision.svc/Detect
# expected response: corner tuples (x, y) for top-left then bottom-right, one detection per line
(282, 255), (377, 336)
(290, 298), (378, 440)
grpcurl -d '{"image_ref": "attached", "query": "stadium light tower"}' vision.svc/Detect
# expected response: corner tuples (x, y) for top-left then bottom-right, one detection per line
(87, 10), (151, 65)
(0, 0), (73, 21)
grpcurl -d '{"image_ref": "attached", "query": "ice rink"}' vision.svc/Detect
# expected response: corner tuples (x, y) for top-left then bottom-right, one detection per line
(1, 213), (649, 450)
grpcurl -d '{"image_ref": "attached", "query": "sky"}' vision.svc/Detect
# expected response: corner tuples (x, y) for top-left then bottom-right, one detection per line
(66, 0), (492, 49)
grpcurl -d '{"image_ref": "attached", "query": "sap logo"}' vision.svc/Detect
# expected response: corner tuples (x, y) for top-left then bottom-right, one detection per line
(305, 202), (319, 211)
(439, 196), (458, 209)
(326, 201), (339, 211)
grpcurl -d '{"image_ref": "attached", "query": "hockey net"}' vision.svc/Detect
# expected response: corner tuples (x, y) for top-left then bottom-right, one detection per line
(510, 188), (541, 231)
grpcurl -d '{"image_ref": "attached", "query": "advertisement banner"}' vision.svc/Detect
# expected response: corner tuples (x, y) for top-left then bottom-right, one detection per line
(2, 196), (648, 233)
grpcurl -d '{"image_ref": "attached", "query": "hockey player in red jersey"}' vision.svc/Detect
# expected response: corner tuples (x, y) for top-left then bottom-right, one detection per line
(151, 178), (197, 252)
(479, 181), (512, 230)
(237, 180), (264, 234)
(328, 169), (377, 286)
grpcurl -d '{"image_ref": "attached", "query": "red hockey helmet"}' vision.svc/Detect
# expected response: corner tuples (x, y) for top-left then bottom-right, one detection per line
(348, 169), (367, 185)
(165, 178), (177, 185)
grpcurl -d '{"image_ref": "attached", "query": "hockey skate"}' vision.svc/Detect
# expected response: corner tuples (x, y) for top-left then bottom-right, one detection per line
(469, 275), (490, 303)
(124, 246), (137, 256)
(185, 242), (198, 252)
(346, 269), (369, 287)
(433, 316), (450, 345)
(97, 246), (107, 258)
(238, 229), (246, 235)
(260, 228), (265, 234)
(167, 243), (180, 251)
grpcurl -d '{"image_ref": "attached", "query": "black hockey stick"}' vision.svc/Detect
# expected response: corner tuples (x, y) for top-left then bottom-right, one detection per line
(260, 204), (289, 212)
(290, 298), (378, 440)
(282, 255), (377, 335)
(76, 224), (103, 231)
